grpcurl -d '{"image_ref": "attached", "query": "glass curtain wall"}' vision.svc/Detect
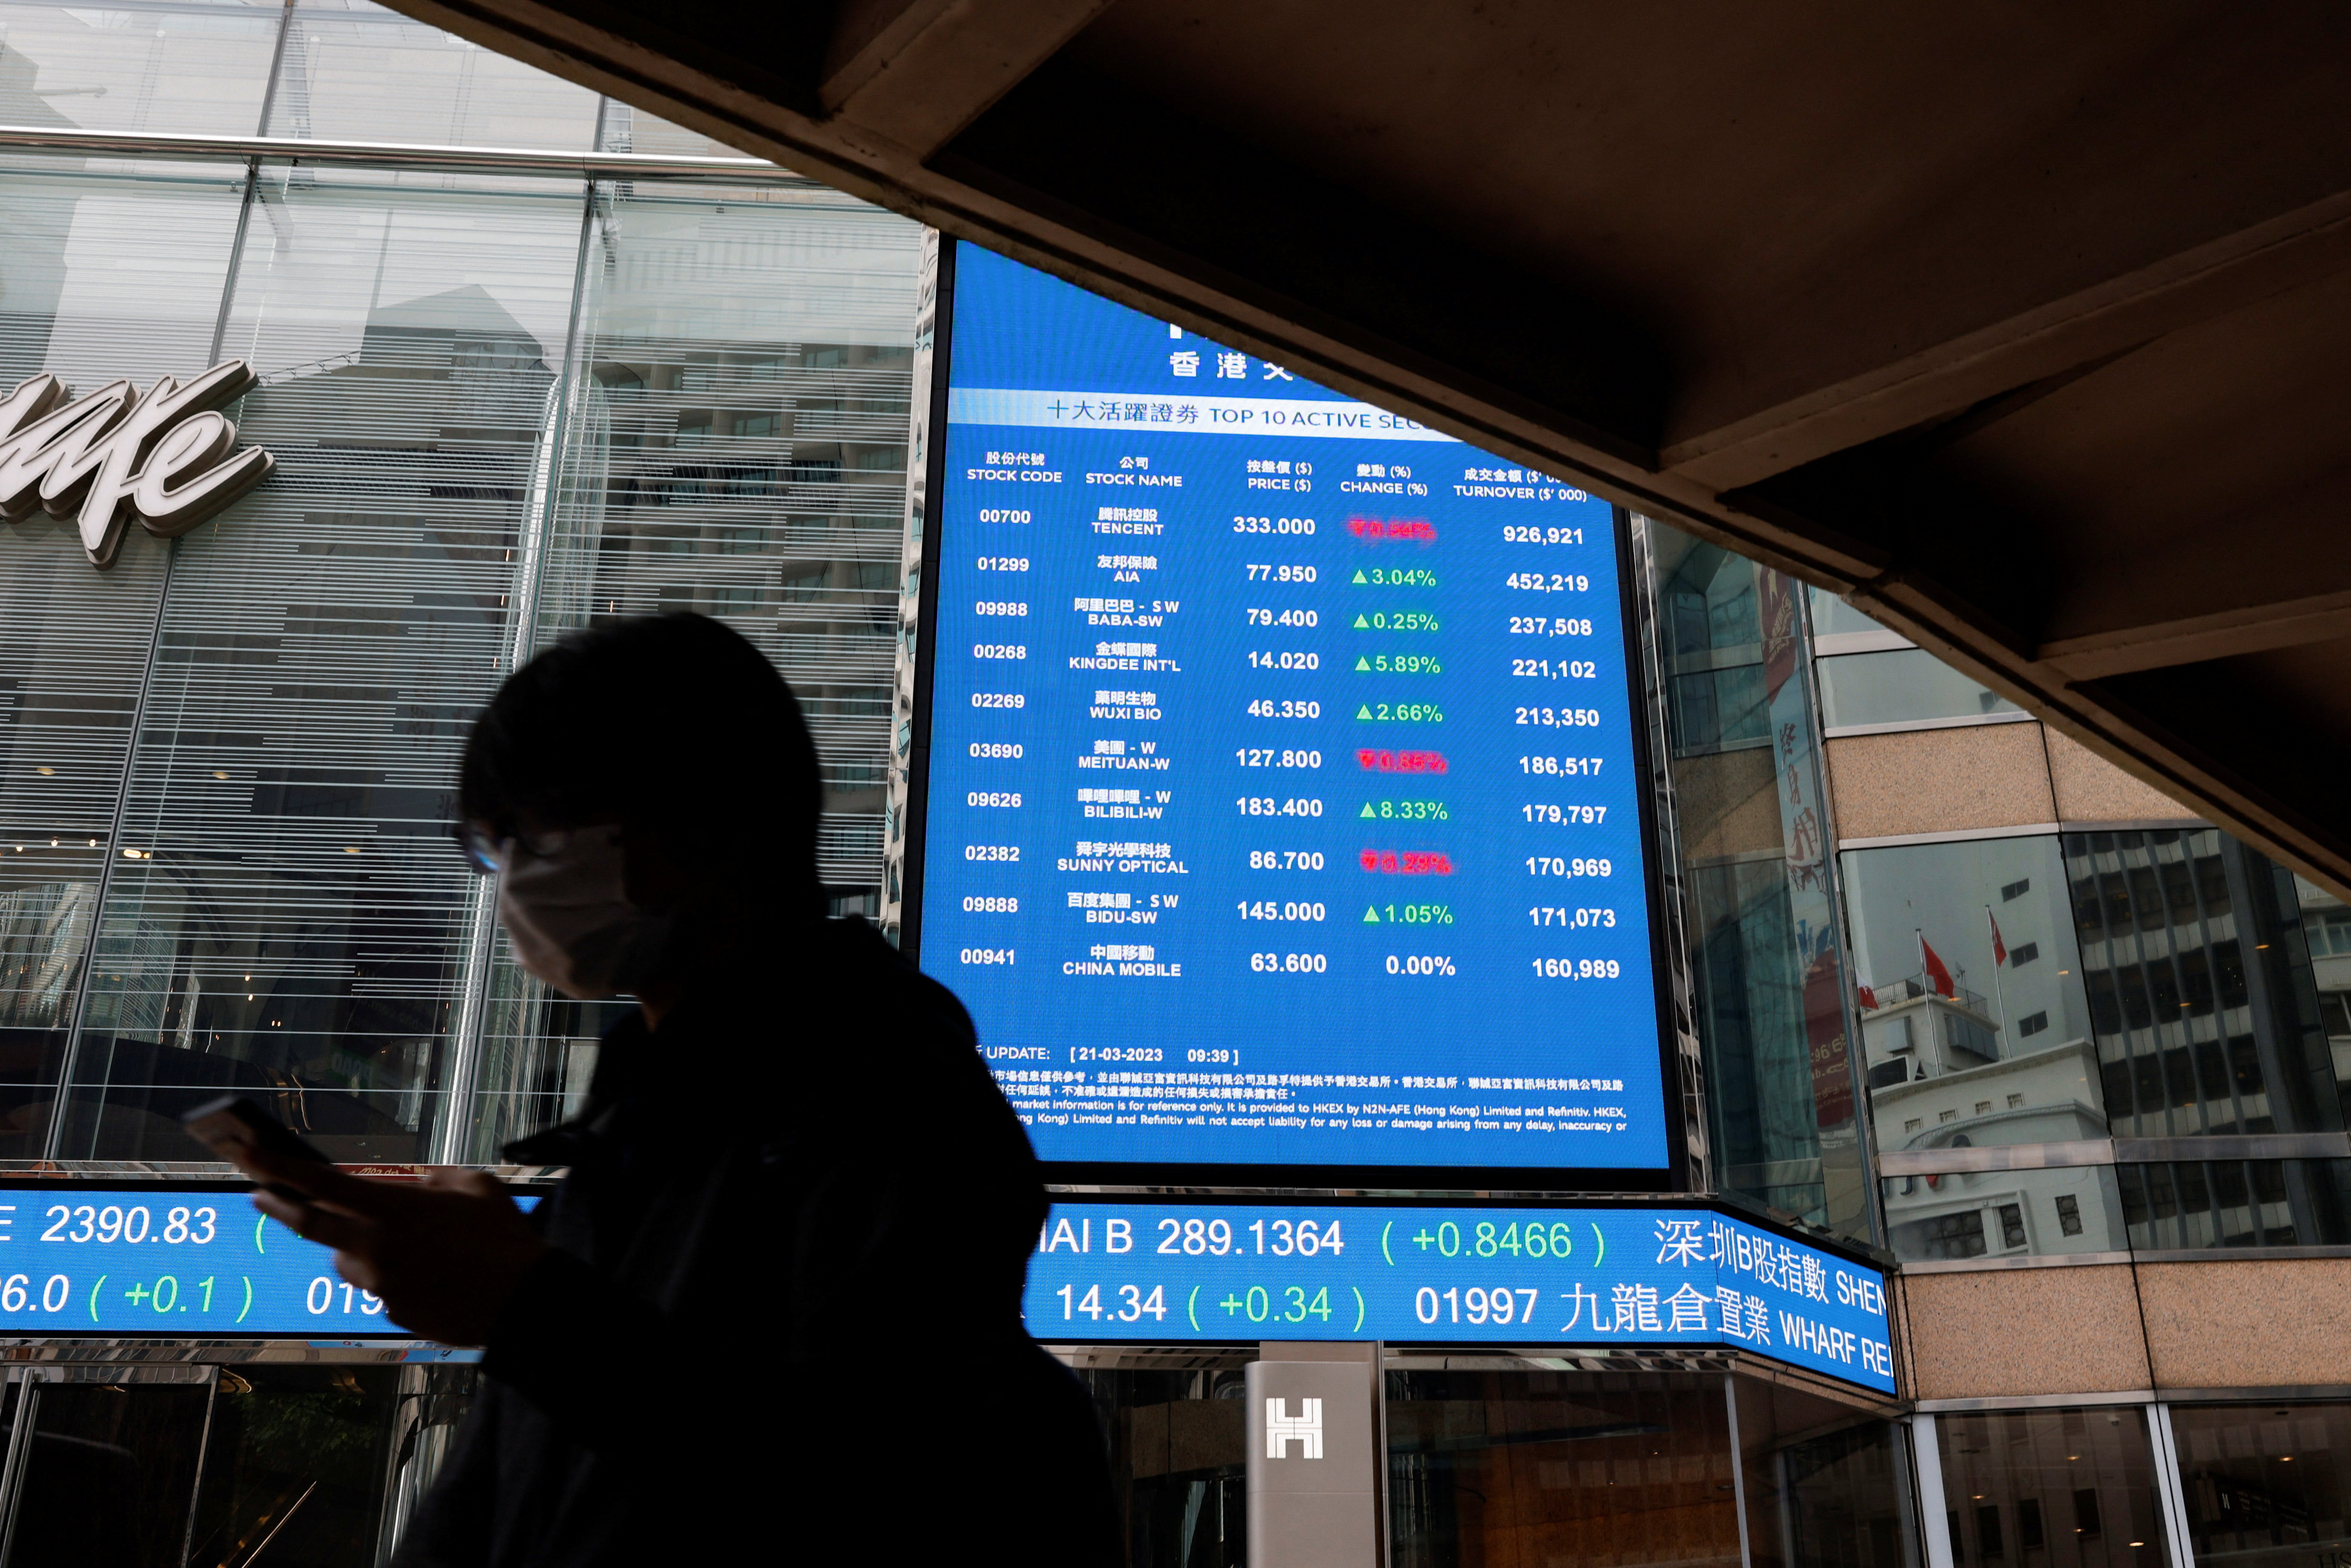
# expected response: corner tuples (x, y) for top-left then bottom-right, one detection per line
(1072, 1362), (1250, 1568)
(1843, 830), (2351, 1261)
(56, 164), (589, 1162)
(1933, 1408), (2172, 1568)
(1641, 522), (1873, 1243)
(0, 0), (921, 1161)
(0, 156), (251, 1154)
(1388, 1369), (1744, 1568)
(1809, 590), (2351, 1262)
(2171, 1402), (2351, 1568)
(460, 173), (917, 1157)
(0, 1364), (405, 1568)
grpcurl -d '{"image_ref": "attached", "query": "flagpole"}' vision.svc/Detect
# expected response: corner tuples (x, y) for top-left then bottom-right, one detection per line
(1984, 904), (2009, 1037)
(1915, 927), (1926, 996)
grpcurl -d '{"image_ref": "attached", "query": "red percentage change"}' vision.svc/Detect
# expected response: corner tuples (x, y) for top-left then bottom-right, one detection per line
(1358, 749), (1448, 774)
(1362, 849), (1454, 875)
(1348, 517), (1436, 542)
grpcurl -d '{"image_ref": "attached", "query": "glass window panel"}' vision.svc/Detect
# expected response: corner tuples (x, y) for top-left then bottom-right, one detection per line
(2116, 1159), (2351, 1251)
(0, 0), (282, 138)
(2062, 829), (2345, 1141)
(455, 174), (921, 1155)
(1388, 1370), (1739, 1568)
(56, 165), (585, 1160)
(1843, 837), (2102, 1153)
(1066, 1362), (1249, 1568)
(186, 1365), (401, 1568)
(268, 1), (601, 150)
(2, 1378), (214, 1563)
(595, 96), (760, 160)
(2292, 875), (2351, 1121)
(0, 157), (248, 1155)
(1880, 1166), (2129, 1263)
(2173, 1402), (2351, 1568)
(1937, 1409), (2168, 1568)
(1768, 1419), (1915, 1568)
(1817, 648), (2019, 729)
(1808, 586), (1897, 640)
(1647, 525), (1869, 1241)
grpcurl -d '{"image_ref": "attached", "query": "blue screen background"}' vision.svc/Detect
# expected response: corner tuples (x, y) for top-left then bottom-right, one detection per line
(1023, 1200), (1896, 1394)
(917, 245), (1667, 1173)
(0, 1187), (538, 1339)
(0, 1188), (1891, 1398)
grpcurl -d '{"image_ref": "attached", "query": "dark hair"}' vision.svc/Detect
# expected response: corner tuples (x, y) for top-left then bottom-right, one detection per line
(460, 613), (823, 904)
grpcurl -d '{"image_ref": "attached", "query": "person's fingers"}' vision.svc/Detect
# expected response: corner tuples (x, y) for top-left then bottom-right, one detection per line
(238, 1146), (386, 1211)
(331, 1249), (385, 1297)
(249, 1188), (309, 1228)
(433, 1167), (512, 1203)
(252, 1190), (378, 1254)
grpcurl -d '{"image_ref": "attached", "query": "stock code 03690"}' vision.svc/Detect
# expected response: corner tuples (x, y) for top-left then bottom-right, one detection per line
(1020, 1200), (1896, 1394)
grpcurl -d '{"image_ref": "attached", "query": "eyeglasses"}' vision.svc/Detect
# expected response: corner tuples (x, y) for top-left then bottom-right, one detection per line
(456, 822), (591, 875)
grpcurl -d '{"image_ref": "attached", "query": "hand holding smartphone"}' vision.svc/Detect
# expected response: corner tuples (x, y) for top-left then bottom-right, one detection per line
(180, 1095), (332, 1197)
(180, 1096), (545, 1345)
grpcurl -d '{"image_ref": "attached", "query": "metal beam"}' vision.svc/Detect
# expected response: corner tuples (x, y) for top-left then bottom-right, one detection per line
(2039, 589), (2351, 681)
(1659, 190), (2351, 492)
(819, 0), (1117, 156)
(352, 0), (2351, 905)
(0, 123), (790, 182)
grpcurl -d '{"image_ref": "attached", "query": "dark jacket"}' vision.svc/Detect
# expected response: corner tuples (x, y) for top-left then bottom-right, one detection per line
(395, 917), (1120, 1567)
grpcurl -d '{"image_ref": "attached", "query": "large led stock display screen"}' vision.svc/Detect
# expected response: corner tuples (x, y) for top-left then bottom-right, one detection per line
(910, 245), (1672, 1180)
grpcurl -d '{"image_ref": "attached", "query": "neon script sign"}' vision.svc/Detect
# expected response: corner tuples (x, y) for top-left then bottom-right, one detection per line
(0, 361), (274, 568)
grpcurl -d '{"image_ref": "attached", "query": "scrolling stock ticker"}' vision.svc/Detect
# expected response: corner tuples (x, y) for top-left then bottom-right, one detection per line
(916, 245), (1668, 1176)
(0, 1189), (1892, 1395)
(0, 1188), (552, 1338)
(1024, 1203), (1894, 1393)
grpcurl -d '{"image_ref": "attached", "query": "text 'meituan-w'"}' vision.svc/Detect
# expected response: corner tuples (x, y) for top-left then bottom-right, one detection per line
(0, 361), (274, 568)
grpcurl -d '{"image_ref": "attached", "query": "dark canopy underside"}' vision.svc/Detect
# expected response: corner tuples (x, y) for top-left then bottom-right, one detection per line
(381, 0), (2351, 894)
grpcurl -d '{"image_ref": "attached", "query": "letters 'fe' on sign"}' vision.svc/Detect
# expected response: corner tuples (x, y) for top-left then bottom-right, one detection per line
(0, 361), (274, 568)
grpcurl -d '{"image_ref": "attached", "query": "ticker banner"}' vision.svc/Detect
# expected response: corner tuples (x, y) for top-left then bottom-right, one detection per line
(0, 1187), (1891, 1395)
(1022, 1199), (1894, 1394)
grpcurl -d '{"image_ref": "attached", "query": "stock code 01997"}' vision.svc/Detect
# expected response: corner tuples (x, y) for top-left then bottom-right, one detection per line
(1020, 1200), (1895, 1393)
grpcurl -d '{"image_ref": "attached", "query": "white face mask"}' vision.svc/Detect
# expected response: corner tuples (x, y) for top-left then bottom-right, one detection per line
(495, 825), (672, 999)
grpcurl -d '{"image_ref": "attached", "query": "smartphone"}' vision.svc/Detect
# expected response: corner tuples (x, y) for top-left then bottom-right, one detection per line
(180, 1095), (332, 1196)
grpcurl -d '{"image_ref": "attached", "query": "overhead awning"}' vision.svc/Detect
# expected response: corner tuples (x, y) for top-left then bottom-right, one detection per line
(382, 0), (2351, 893)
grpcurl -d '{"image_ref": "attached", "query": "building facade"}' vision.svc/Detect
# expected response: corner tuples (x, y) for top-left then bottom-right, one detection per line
(0, 4), (2344, 1567)
(1658, 539), (2351, 1568)
(0, 0), (916, 1182)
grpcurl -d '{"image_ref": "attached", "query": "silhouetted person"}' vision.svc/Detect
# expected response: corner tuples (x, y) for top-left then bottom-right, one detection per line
(236, 613), (1120, 1567)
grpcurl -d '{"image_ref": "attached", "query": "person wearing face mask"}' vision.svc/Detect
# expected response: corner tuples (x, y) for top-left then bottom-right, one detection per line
(228, 613), (1120, 1568)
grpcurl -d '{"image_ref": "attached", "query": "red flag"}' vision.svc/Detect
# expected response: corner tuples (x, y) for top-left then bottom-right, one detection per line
(1921, 937), (1956, 998)
(1856, 984), (1879, 1011)
(1988, 911), (2008, 967)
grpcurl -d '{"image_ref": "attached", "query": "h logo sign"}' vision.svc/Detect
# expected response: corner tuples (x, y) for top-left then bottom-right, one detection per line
(1264, 1396), (1323, 1459)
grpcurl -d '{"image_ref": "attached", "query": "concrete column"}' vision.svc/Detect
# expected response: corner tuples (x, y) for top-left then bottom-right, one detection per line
(1246, 1342), (1382, 1568)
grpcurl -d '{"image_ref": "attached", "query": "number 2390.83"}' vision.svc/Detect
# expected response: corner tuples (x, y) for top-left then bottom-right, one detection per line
(44, 1204), (216, 1244)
